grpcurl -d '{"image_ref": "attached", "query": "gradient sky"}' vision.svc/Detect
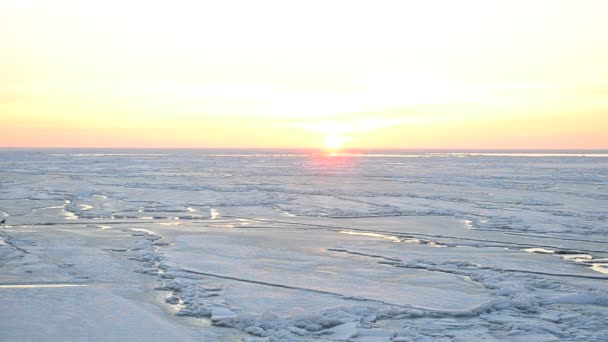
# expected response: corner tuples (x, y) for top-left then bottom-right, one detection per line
(1, 0), (607, 149)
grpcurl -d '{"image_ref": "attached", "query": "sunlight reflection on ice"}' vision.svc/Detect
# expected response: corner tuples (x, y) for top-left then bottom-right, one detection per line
(210, 208), (220, 220)
(339, 230), (401, 242)
(591, 264), (608, 274)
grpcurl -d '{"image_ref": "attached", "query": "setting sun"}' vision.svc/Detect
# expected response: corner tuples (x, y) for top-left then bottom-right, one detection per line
(324, 135), (346, 150)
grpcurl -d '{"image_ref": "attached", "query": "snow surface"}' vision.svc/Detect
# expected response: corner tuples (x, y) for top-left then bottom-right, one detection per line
(1, 149), (607, 341)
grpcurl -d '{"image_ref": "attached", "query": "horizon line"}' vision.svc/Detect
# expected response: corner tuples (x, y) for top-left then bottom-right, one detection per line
(1, 147), (607, 151)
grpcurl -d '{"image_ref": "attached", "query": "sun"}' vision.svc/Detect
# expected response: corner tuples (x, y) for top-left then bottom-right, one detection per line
(324, 135), (345, 150)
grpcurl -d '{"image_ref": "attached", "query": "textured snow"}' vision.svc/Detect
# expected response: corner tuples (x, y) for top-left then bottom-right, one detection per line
(1, 149), (607, 341)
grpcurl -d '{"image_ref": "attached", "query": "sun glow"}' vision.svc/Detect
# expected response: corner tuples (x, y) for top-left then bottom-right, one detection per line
(0, 1), (607, 148)
(324, 135), (346, 150)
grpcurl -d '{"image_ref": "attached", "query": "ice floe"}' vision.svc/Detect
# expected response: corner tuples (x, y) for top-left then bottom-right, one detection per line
(1, 149), (607, 340)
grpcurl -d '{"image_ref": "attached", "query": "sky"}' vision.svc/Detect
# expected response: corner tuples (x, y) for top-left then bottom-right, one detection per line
(1, 0), (607, 149)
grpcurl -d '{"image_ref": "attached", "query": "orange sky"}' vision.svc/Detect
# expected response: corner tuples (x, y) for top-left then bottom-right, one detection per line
(1, 0), (607, 149)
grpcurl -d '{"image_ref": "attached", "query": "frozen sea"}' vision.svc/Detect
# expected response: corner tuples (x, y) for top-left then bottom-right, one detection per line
(1, 148), (607, 341)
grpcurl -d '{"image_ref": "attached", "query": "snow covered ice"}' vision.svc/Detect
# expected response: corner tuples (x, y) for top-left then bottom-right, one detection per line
(1, 149), (607, 341)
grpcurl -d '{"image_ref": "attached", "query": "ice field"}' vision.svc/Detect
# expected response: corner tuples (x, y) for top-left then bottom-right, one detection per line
(1, 149), (607, 341)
